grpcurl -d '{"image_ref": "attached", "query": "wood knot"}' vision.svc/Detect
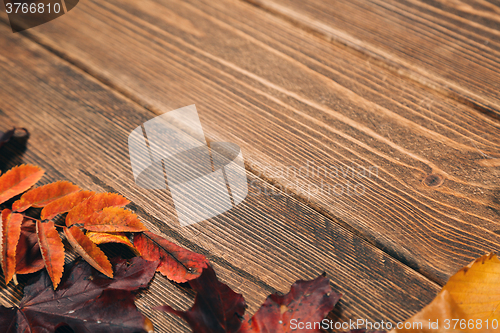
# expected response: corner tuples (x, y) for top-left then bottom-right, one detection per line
(423, 174), (444, 187)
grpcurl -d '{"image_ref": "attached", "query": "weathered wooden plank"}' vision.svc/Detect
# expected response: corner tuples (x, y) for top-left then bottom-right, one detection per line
(0, 23), (439, 331)
(244, 0), (500, 119)
(10, 0), (500, 283)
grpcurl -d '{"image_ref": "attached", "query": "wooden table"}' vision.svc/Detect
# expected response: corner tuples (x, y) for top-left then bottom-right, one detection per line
(0, 0), (499, 331)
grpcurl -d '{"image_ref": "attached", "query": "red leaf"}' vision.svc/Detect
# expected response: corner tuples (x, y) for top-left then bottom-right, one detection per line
(0, 257), (158, 333)
(64, 226), (113, 278)
(15, 219), (44, 275)
(0, 165), (44, 205)
(239, 275), (339, 333)
(41, 190), (95, 220)
(65, 192), (130, 227)
(134, 231), (209, 283)
(85, 207), (148, 232)
(36, 220), (65, 289)
(13, 180), (80, 212)
(155, 265), (246, 333)
(0, 209), (23, 284)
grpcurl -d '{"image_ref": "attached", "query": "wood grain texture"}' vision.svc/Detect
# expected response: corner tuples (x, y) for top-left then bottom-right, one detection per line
(244, 0), (500, 119)
(9, 0), (500, 283)
(0, 23), (439, 331)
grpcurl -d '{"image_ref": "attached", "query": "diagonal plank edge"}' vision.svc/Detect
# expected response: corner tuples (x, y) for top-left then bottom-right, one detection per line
(241, 0), (500, 120)
(0, 22), (439, 331)
(3, 0), (500, 284)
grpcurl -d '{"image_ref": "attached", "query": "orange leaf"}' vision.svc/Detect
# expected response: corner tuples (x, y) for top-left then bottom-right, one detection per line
(0, 165), (44, 205)
(15, 218), (44, 275)
(85, 207), (148, 233)
(86, 231), (135, 248)
(0, 209), (23, 284)
(66, 192), (130, 227)
(41, 190), (95, 220)
(36, 220), (65, 289)
(64, 226), (113, 278)
(134, 231), (208, 283)
(13, 181), (80, 212)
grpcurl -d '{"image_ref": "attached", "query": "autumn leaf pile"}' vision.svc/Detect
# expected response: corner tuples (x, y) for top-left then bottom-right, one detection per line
(1, 161), (500, 332)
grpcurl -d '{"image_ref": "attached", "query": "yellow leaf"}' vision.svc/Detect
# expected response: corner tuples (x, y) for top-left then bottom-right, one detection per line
(392, 253), (500, 333)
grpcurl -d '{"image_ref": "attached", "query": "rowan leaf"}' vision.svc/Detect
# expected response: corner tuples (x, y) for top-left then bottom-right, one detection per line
(0, 257), (158, 333)
(239, 274), (339, 333)
(134, 231), (209, 283)
(0, 209), (23, 284)
(85, 207), (148, 233)
(0, 164), (44, 205)
(155, 265), (246, 333)
(12, 180), (80, 212)
(41, 189), (95, 220)
(64, 226), (113, 278)
(87, 231), (135, 248)
(15, 218), (44, 275)
(66, 192), (130, 227)
(36, 220), (65, 289)
(392, 253), (500, 333)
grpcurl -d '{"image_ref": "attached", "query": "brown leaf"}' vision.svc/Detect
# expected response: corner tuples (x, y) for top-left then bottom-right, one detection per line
(392, 253), (500, 333)
(0, 209), (23, 284)
(155, 265), (246, 333)
(12, 180), (80, 212)
(36, 220), (65, 289)
(134, 231), (208, 283)
(64, 226), (113, 278)
(15, 218), (44, 275)
(86, 231), (135, 248)
(0, 257), (158, 333)
(0, 165), (44, 205)
(65, 192), (130, 227)
(85, 207), (148, 233)
(239, 274), (339, 333)
(41, 190), (95, 220)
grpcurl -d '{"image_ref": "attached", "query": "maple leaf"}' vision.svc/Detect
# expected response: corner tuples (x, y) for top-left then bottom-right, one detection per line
(66, 192), (130, 227)
(134, 231), (209, 283)
(15, 218), (44, 275)
(0, 164), (44, 205)
(0, 209), (23, 284)
(12, 180), (80, 212)
(239, 274), (339, 333)
(392, 253), (500, 333)
(64, 226), (114, 278)
(85, 207), (148, 233)
(41, 189), (95, 220)
(0, 257), (158, 333)
(36, 220), (65, 289)
(155, 265), (246, 333)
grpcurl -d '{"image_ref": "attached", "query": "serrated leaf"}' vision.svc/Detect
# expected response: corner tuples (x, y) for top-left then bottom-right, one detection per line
(0, 209), (23, 284)
(155, 265), (246, 333)
(66, 192), (130, 227)
(85, 207), (147, 233)
(238, 274), (339, 333)
(13, 180), (80, 212)
(15, 218), (44, 275)
(41, 190), (95, 220)
(64, 226), (113, 278)
(0, 257), (158, 333)
(0, 165), (44, 205)
(134, 231), (208, 283)
(36, 220), (65, 289)
(87, 231), (135, 248)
